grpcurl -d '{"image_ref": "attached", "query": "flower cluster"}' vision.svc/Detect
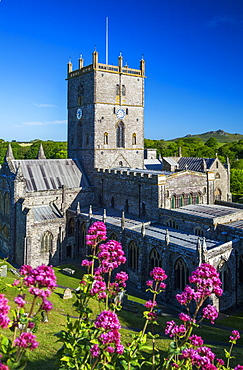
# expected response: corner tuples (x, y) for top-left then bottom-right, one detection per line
(165, 320), (186, 338)
(97, 240), (126, 273)
(0, 294), (10, 329)
(202, 304), (218, 324)
(19, 264), (57, 290)
(230, 330), (240, 342)
(14, 332), (39, 350)
(180, 346), (216, 369)
(188, 263), (223, 299)
(92, 310), (124, 356)
(86, 221), (107, 247)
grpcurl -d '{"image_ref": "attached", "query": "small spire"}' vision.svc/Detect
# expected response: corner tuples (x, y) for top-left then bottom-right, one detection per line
(37, 144), (46, 159)
(203, 158), (207, 172)
(165, 229), (170, 246)
(197, 237), (202, 265)
(16, 163), (24, 180)
(102, 209), (107, 224)
(121, 211), (125, 230)
(202, 237), (208, 263)
(141, 222), (146, 237)
(76, 202), (80, 215)
(5, 144), (15, 160)
(89, 205), (93, 220)
(141, 54), (144, 60)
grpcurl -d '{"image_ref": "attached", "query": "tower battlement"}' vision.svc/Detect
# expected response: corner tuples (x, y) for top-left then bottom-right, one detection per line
(67, 50), (145, 79)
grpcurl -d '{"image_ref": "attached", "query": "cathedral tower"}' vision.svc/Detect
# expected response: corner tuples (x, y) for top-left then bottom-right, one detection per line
(67, 50), (145, 183)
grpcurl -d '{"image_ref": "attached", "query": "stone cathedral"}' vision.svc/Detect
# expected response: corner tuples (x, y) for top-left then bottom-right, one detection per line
(1, 50), (243, 311)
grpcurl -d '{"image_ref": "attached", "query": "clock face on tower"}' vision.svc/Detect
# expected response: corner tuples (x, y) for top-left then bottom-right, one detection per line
(76, 108), (82, 120)
(116, 109), (126, 119)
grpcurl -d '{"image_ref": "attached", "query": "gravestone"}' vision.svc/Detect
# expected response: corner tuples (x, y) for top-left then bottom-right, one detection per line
(62, 268), (75, 276)
(0, 265), (7, 277)
(63, 288), (73, 299)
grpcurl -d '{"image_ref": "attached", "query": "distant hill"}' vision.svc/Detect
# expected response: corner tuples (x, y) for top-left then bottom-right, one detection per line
(172, 130), (243, 143)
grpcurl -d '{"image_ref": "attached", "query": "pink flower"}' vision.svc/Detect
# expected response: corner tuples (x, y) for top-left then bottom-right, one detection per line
(12, 280), (20, 286)
(0, 294), (10, 328)
(230, 330), (240, 341)
(0, 364), (9, 370)
(116, 344), (124, 354)
(202, 305), (218, 324)
(14, 332), (39, 350)
(165, 320), (186, 338)
(98, 240), (126, 273)
(150, 267), (167, 282)
(14, 295), (26, 308)
(176, 286), (196, 305)
(90, 344), (100, 357)
(81, 259), (93, 267)
(178, 312), (191, 322)
(95, 311), (121, 331)
(106, 346), (115, 353)
(21, 265), (56, 291)
(146, 280), (153, 287)
(90, 279), (106, 297)
(216, 359), (225, 366)
(40, 299), (53, 312)
(86, 221), (107, 246)
(189, 334), (204, 347)
(189, 263), (222, 299)
(234, 366), (243, 370)
(144, 300), (157, 309)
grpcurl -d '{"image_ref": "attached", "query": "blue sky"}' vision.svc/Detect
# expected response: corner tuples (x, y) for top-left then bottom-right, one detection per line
(0, 0), (243, 141)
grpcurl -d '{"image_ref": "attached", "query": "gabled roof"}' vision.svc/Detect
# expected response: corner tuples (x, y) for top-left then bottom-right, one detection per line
(12, 158), (83, 192)
(144, 159), (163, 171)
(177, 157), (215, 172)
(31, 205), (63, 222)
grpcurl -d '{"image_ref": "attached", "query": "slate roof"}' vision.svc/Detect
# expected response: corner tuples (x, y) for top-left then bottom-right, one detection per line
(32, 205), (63, 222)
(144, 159), (163, 171)
(12, 159), (84, 192)
(173, 204), (240, 219)
(177, 157), (215, 172)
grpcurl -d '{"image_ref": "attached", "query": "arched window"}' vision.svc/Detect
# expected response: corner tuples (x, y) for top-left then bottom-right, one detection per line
(215, 188), (222, 201)
(179, 194), (184, 207)
(174, 258), (189, 291)
(41, 231), (53, 254)
(132, 133), (137, 145)
(111, 197), (115, 208)
(150, 248), (162, 270)
(215, 173), (220, 179)
(171, 195), (176, 209)
(104, 132), (108, 145)
(122, 85), (126, 96)
(125, 199), (129, 213)
(0, 193), (3, 214)
(216, 161), (219, 169)
(188, 193), (193, 205)
(165, 219), (178, 229)
(68, 218), (75, 236)
(218, 261), (230, 292)
(116, 121), (125, 148)
(116, 84), (120, 96)
(77, 123), (83, 148)
(194, 227), (204, 237)
(141, 202), (146, 217)
(4, 193), (10, 215)
(128, 241), (138, 271)
(196, 192), (202, 204)
(2, 225), (9, 239)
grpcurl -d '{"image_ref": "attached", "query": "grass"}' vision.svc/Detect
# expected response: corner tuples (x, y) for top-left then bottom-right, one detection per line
(0, 262), (242, 369)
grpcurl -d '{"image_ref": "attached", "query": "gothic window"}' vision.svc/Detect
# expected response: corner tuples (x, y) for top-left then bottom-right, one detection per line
(66, 245), (72, 258)
(125, 199), (129, 213)
(116, 84), (120, 96)
(216, 161), (219, 169)
(119, 161), (123, 167)
(4, 193), (10, 215)
(129, 241), (138, 271)
(188, 193), (193, 205)
(80, 222), (86, 249)
(77, 123), (83, 148)
(239, 255), (243, 284)
(171, 195), (176, 209)
(132, 133), (137, 145)
(215, 173), (220, 179)
(113, 107), (116, 114)
(165, 219), (178, 229)
(218, 261), (230, 292)
(2, 225), (9, 239)
(196, 192), (202, 204)
(179, 194), (184, 207)
(174, 258), (189, 291)
(126, 108), (129, 115)
(109, 233), (117, 241)
(116, 121), (125, 148)
(194, 227), (204, 237)
(41, 231), (53, 254)
(111, 197), (115, 208)
(150, 248), (162, 270)
(122, 85), (126, 96)
(141, 202), (146, 217)
(68, 218), (75, 236)
(215, 188), (222, 201)
(104, 132), (108, 145)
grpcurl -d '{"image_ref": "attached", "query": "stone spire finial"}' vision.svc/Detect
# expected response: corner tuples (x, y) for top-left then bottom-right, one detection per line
(165, 229), (170, 246)
(202, 237), (208, 263)
(203, 158), (207, 172)
(178, 147), (182, 157)
(89, 205), (93, 220)
(141, 222), (146, 237)
(121, 211), (125, 230)
(5, 144), (14, 160)
(37, 144), (46, 159)
(76, 202), (80, 215)
(102, 209), (107, 224)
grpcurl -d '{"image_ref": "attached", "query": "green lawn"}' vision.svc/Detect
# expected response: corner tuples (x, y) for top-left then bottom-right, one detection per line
(0, 262), (242, 369)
